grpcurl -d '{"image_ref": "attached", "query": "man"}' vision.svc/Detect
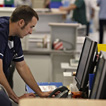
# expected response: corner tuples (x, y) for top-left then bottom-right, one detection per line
(0, 5), (51, 104)
(84, 0), (95, 36)
(97, 0), (106, 43)
(59, 0), (87, 25)
(44, 0), (50, 8)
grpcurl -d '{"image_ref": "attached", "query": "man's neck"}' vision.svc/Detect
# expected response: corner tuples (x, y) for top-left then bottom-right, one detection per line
(9, 20), (17, 37)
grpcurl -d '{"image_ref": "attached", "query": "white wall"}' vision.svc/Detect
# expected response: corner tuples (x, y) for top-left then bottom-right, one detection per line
(13, 55), (52, 96)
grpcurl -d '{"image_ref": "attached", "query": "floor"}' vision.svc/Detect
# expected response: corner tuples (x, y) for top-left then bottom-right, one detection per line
(76, 30), (106, 55)
(88, 30), (106, 44)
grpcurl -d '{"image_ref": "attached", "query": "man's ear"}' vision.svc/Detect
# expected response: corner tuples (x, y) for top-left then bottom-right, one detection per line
(18, 19), (25, 27)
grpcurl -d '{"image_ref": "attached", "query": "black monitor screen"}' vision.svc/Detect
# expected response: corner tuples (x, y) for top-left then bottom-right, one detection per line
(90, 51), (106, 99)
(75, 37), (97, 91)
(89, 57), (104, 99)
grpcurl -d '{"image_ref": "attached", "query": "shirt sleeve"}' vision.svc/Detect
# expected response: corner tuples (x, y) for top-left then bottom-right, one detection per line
(74, 0), (84, 8)
(0, 31), (7, 59)
(13, 37), (24, 62)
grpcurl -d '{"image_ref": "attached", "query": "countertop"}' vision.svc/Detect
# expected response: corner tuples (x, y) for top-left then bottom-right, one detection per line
(23, 49), (80, 56)
(0, 7), (66, 15)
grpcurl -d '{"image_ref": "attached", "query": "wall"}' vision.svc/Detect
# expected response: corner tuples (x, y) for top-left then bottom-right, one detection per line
(32, 0), (44, 8)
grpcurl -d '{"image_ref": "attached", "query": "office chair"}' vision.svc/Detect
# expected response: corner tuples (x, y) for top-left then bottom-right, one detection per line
(0, 84), (12, 106)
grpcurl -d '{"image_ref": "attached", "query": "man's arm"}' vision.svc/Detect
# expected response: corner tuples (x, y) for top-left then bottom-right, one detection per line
(0, 59), (19, 103)
(15, 60), (52, 97)
(90, 0), (96, 19)
(91, 7), (95, 19)
(59, 4), (77, 11)
(0, 59), (35, 103)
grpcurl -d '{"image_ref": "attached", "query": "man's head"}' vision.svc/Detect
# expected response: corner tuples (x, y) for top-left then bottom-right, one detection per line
(10, 5), (39, 38)
(10, 5), (39, 28)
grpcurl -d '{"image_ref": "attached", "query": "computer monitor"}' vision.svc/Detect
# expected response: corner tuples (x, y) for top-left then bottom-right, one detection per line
(90, 51), (106, 99)
(75, 37), (98, 93)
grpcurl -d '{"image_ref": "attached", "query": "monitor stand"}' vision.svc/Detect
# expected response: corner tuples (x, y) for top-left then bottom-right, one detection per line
(71, 86), (88, 98)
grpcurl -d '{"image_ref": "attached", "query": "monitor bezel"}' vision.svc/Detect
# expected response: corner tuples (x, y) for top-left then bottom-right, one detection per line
(96, 59), (106, 99)
(75, 37), (97, 91)
(90, 51), (106, 99)
(89, 56), (105, 99)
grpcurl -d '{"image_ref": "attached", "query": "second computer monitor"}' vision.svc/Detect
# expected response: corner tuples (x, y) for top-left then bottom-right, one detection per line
(90, 51), (106, 99)
(75, 37), (98, 92)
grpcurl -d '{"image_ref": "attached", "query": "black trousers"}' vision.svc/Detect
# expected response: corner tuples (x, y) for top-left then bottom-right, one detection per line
(86, 22), (90, 36)
(99, 19), (106, 43)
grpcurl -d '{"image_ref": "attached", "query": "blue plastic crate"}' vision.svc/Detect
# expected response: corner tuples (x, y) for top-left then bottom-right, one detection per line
(25, 84), (35, 93)
(51, 0), (61, 1)
(4, 4), (14, 7)
(38, 82), (49, 85)
(26, 82), (63, 93)
(50, 1), (62, 8)
(49, 82), (63, 87)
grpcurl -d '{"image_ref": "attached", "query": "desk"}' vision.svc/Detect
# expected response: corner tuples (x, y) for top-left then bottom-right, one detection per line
(35, 11), (66, 33)
(19, 98), (106, 106)
(0, 7), (66, 33)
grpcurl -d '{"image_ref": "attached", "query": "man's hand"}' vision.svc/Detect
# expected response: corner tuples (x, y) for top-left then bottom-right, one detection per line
(59, 6), (71, 13)
(59, 6), (66, 11)
(39, 91), (53, 97)
(19, 93), (35, 99)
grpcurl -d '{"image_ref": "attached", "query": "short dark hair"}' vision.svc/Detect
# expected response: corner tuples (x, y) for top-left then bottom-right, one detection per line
(10, 5), (39, 26)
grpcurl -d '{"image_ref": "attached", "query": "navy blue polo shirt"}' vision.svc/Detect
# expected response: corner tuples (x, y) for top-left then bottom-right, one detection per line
(0, 17), (24, 78)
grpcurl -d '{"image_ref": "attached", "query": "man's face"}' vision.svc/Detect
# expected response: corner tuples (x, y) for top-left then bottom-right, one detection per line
(18, 17), (37, 38)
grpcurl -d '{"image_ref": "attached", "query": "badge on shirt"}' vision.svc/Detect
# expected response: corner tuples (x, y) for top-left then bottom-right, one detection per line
(8, 40), (14, 49)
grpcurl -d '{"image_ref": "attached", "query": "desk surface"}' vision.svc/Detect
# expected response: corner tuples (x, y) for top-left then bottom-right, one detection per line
(23, 50), (80, 56)
(19, 98), (106, 106)
(49, 23), (80, 27)
(0, 7), (66, 15)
